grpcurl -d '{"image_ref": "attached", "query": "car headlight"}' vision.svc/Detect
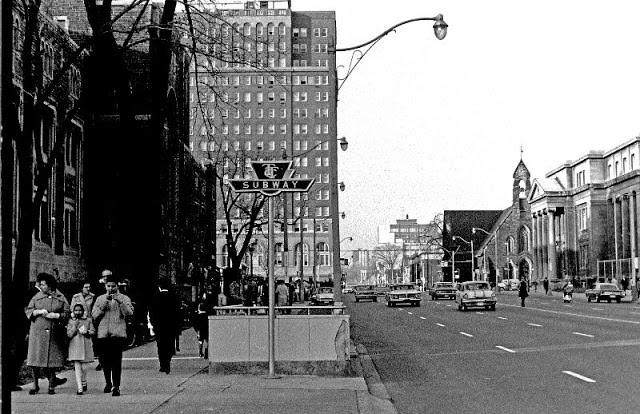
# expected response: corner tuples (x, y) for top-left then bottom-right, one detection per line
(463, 293), (468, 299)
(491, 292), (496, 298)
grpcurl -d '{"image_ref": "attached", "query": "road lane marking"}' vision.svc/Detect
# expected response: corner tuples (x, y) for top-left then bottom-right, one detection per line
(125, 357), (201, 361)
(408, 312), (413, 315)
(500, 303), (640, 325)
(460, 332), (474, 337)
(497, 317), (508, 320)
(496, 346), (515, 353)
(539, 302), (550, 305)
(477, 312), (485, 315)
(436, 323), (446, 327)
(445, 304), (452, 307)
(591, 308), (604, 311)
(563, 371), (596, 383)
(420, 317), (427, 320)
(528, 323), (542, 327)
(630, 312), (640, 315)
(573, 332), (595, 338)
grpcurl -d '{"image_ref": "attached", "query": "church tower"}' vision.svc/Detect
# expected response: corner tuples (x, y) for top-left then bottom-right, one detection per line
(512, 159), (531, 212)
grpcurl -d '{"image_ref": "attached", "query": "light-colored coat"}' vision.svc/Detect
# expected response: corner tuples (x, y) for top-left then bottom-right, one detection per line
(91, 292), (134, 339)
(71, 292), (96, 318)
(25, 290), (70, 367)
(67, 316), (95, 362)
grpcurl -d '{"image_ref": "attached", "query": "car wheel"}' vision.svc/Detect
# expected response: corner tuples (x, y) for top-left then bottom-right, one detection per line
(608, 298), (612, 303)
(431, 295), (435, 301)
(415, 302), (421, 307)
(617, 298), (621, 303)
(457, 303), (462, 311)
(587, 296), (591, 302)
(461, 304), (467, 312)
(355, 298), (359, 303)
(596, 297), (601, 303)
(491, 304), (496, 311)
(374, 298), (378, 302)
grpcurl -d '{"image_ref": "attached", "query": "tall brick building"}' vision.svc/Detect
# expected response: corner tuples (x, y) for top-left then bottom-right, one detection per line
(186, 0), (342, 286)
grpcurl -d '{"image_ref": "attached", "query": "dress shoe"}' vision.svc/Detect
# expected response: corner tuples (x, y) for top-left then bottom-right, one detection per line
(95, 363), (102, 371)
(76, 390), (83, 395)
(28, 387), (39, 395)
(52, 377), (67, 387)
(82, 384), (88, 392)
(112, 388), (120, 397)
(47, 388), (55, 395)
(103, 385), (112, 393)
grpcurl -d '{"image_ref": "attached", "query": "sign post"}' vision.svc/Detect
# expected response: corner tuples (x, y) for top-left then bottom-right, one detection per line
(228, 161), (314, 379)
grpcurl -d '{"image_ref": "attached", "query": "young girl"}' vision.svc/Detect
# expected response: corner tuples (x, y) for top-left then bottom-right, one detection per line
(67, 303), (95, 394)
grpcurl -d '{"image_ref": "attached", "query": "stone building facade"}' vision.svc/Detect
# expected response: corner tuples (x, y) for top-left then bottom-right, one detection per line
(475, 160), (534, 285)
(529, 136), (640, 295)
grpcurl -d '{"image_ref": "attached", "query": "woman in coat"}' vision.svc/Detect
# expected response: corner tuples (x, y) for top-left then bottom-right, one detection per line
(518, 277), (529, 307)
(25, 272), (70, 395)
(67, 302), (95, 394)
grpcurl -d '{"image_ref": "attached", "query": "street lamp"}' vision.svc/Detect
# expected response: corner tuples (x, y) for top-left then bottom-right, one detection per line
(339, 137), (348, 151)
(338, 182), (346, 192)
(332, 14), (448, 90)
(340, 236), (353, 243)
(340, 212), (346, 219)
(442, 246), (460, 283)
(453, 235), (474, 281)
(473, 227), (500, 294)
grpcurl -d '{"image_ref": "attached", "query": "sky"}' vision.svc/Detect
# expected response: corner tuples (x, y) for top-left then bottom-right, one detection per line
(293, 0), (640, 251)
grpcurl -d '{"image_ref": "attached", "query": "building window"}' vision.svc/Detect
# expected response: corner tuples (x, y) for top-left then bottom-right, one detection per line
(294, 243), (309, 266)
(518, 227), (529, 253)
(318, 242), (330, 266)
(577, 204), (588, 231)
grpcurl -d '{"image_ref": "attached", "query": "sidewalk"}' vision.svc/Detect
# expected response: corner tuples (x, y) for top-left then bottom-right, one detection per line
(12, 327), (396, 414)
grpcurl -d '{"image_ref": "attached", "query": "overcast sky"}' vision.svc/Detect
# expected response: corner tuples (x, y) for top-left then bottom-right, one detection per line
(293, 0), (640, 252)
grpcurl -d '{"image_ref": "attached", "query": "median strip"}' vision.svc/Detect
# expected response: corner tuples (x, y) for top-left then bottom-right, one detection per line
(407, 312), (413, 315)
(528, 323), (542, 327)
(572, 332), (594, 338)
(497, 317), (508, 320)
(436, 323), (445, 327)
(460, 332), (474, 338)
(496, 346), (515, 353)
(420, 317), (427, 320)
(562, 371), (596, 383)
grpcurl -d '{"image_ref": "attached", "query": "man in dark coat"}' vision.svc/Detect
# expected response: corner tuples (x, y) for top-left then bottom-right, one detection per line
(149, 279), (181, 374)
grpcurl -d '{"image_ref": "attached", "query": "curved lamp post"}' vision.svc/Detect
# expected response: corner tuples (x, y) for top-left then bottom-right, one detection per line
(453, 235), (474, 281)
(332, 14), (448, 90)
(473, 227), (499, 293)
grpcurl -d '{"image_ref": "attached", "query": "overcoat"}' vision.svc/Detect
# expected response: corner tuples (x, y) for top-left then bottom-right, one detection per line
(25, 290), (70, 367)
(67, 316), (95, 362)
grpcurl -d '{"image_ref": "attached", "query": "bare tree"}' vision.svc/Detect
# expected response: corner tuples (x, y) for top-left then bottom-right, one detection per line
(372, 244), (403, 284)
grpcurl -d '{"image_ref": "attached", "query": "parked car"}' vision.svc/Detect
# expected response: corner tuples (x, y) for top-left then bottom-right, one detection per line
(585, 283), (625, 303)
(385, 284), (421, 307)
(353, 285), (377, 302)
(503, 279), (520, 291)
(497, 281), (507, 291)
(456, 281), (496, 311)
(342, 285), (354, 294)
(430, 282), (457, 300)
(311, 286), (335, 305)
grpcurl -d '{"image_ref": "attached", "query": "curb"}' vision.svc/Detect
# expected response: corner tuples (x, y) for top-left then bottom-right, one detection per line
(354, 343), (398, 414)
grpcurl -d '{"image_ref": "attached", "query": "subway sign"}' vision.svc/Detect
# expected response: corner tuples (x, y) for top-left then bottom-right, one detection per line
(227, 161), (314, 196)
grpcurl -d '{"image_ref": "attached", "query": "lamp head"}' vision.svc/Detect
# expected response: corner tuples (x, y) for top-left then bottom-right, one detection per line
(341, 212), (346, 219)
(433, 14), (448, 40)
(472, 228), (476, 234)
(339, 181), (346, 191)
(339, 137), (348, 151)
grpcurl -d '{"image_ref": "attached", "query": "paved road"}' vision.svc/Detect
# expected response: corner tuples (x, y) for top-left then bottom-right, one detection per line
(346, 291), (640, 414)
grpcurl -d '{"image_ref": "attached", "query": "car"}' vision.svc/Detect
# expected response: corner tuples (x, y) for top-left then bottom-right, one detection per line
(497, 281), (507, 291)
(374, 285), (391, 296)
(585, 283), (625, 303)
(353, 285), (377, 302)
(502, 279), (519, 291)
(342, 286), (354, 294)
(456, 281), (496, 311)
(311, 287), (335, 305)
(430, 282), (457, 300)
(385, 284), (421, 307)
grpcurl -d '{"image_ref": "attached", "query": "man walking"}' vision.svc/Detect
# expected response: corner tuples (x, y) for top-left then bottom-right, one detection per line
(543, 277), (550, 296)
(92, 273), (134, 396)
(149, 279), (181, 374)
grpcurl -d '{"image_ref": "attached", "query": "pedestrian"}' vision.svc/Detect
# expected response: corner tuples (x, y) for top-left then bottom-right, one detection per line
(67, 303), (95, 395)
(149, 279), (181, 374)
(25, 272), (70, 395)
(94, 269), (111, 371)
(518, 277), (529, 307)
(92, 273), (134, 397)
(276, 280), (289, 312)
(194, 301), (209, 359)
(543, 277), (549, 296)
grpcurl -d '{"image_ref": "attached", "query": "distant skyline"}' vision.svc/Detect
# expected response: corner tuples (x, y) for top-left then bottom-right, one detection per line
(296, 0), (640, 251)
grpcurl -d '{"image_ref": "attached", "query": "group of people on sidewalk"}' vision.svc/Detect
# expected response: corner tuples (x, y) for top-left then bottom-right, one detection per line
(517, 276), (576, 307)
(21, 269), (182, 398)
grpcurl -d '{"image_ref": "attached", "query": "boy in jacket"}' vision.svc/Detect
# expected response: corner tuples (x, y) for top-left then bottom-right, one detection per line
(92, 274), (133, 396)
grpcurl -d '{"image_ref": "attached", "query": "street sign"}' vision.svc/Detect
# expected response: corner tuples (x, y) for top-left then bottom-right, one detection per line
(228, 161), (314, 196)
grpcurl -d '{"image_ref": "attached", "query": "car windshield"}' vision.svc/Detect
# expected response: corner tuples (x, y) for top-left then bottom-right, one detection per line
(392, 285), (414, 291)
(599, 284), (617, 290)
(319, 288), (333, 293)
(466, 283), (490, 291)
(435, 283), (453, 288)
